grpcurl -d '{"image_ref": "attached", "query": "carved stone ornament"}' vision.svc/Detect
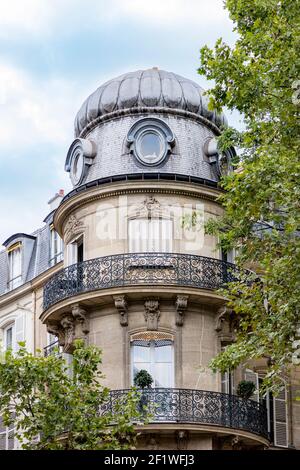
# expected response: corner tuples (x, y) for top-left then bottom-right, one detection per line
(113, 295), (128, 326)
(144, 298), (160, 330)
(64, 215), (85, 243)
(46, 304), (90, 353)
(137, 196), (161, 218)
(72, 303), (90, 336)
(146, 433), (159, 450)
(176, 430), (189, 450)
(175, 295), (188, 326)
(60, 315), (75, 353)
(46, 321), (65, 347)
(215, 305), (235, 342)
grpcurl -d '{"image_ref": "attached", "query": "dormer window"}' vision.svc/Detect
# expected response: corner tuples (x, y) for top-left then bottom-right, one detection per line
(127, 118), (175, 167)
(7, 243), (22, 290)
(50, 226), (63, 267)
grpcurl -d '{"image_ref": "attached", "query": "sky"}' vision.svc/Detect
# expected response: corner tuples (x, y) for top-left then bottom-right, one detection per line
(0, 0), (240, 245)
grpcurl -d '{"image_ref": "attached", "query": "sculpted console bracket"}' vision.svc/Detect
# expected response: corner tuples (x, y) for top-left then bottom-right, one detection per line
(46, 303), (89, 353)
(175, 295), (188, 326)
(215, 305), (235, 343)
(113, 295), (128, 326)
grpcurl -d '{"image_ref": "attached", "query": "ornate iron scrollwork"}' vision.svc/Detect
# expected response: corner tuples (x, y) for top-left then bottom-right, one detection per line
(101, 388), (268, 440)
(43, 253), (238, 311)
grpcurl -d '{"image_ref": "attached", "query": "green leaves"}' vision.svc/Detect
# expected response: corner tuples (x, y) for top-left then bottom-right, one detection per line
(0, 342), (145, 450)
(199, 0), (300, 391)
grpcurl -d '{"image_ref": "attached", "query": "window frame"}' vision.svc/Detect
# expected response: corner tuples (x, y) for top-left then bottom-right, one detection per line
(7, 243), (22, 290)
(66, 234), (84, 266)
(3, 323), (15, 352)
(128, 217), (173, 253)
(49, 226), (64, 267)
(131, 336), (175, 388)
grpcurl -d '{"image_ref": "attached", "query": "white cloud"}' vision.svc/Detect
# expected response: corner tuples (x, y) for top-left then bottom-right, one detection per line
(115, 0), (229, 25)
(0, 0), (232, 38)
(0, 62), (86, 151)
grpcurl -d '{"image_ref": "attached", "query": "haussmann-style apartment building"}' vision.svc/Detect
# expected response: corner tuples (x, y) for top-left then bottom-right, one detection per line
(0, 68), (299, 451)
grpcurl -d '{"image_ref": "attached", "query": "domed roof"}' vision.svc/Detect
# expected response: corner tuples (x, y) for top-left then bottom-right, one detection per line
(74, 68), (227, 136)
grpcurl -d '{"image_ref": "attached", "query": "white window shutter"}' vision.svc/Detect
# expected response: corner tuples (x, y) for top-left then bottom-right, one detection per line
(15, 312), (26, 351)
(273, 386), (288, 448)
(244, 369), (259, 401)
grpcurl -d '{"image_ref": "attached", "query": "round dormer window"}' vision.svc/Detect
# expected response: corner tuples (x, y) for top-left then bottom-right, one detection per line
(71, 152), (84, 186)
(127, 118), (175, 167)
(65, 138), (97, 187)
(136, 130), (164, 165)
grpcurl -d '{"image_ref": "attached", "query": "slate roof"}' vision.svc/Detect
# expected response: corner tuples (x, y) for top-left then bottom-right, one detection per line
(75, 68), (227, 137)
(0, 223), (60, 296)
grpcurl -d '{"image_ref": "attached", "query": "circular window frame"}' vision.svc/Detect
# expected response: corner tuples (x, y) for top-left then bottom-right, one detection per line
(127, 118), (175, 167)
(70, 151), (84, 186)
(65, 138), (97, 187)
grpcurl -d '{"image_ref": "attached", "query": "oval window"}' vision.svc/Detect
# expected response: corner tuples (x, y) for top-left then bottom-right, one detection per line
(136, 130), (164, 165)
(71, 153), (84, 185)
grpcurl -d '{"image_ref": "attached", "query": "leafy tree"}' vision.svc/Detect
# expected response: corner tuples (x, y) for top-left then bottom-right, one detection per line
(0, 340), (145, 450)
(198, 0), (300, 392)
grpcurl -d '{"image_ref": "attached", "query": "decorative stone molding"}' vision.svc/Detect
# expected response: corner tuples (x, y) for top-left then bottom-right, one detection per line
(176, 430), (189, 450)
(146, 433), (159, 450)
(46, 321), (65, 347)
(72, 303), (90, 336)
(221, 435), (242, 450)
(46, 304), (90, 353)
(215, 305), (235, 342)
(64, 215), (85, 244)
(60, 315), (76, 353)
(113, 295), (128, 326)
(136, 196), (161, 218)
(175, 295), (188, 326)
(144, 298), (160, 330)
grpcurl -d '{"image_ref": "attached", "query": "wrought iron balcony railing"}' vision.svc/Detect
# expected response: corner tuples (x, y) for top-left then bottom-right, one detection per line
(44, 340), (60, 357)
(43, 252), (237, 311)
(102, 388), (269, 440)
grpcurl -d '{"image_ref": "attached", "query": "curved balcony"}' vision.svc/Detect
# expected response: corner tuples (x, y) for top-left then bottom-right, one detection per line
(102, 388), (269, 441)
(43, 252), (237, 311)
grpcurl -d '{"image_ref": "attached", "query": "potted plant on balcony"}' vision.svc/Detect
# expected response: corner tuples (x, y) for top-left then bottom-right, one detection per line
(236, 380), (256, 400)
(134, 369), (153, 389)
(134, 370), (153, 414)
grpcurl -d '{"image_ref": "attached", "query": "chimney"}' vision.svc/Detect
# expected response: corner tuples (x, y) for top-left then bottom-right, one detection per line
(48, 189), (65, 211)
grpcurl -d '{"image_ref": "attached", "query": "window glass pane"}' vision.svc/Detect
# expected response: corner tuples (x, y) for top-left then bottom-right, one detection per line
(154, 344), (173, 362)
(6, 327), (13, 350)
(128, 219), (173, 253)
(140, 132), (162, 160)
(8, 248), (22, 288)
(132, 339), (174, 388)
(154, 363), (173, 388)
(132, 344), (151, 363)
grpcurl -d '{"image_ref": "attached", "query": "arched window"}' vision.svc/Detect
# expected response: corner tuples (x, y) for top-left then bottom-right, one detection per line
(131, 332), (174, 388)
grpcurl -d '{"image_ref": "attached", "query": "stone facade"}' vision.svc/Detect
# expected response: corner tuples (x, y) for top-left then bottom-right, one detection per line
(0, 68), (299, 451)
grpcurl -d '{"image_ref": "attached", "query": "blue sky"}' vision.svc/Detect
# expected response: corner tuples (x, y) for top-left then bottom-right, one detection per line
(0, 0), (240, 244)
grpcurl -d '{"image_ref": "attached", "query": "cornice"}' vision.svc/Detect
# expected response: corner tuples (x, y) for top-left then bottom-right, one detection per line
(0, 262), (63, 309)
(79, 106), (222, 139)
(54, 180), (223, 237)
